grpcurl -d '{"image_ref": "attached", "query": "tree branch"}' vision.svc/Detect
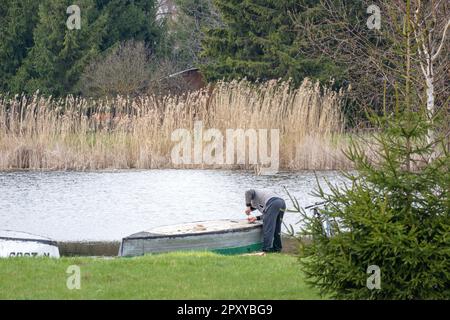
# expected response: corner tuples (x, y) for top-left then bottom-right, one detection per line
(432, 18), (450, 61)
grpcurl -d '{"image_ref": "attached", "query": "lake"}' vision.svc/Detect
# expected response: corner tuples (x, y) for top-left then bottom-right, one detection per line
(0, 170), (346, 241)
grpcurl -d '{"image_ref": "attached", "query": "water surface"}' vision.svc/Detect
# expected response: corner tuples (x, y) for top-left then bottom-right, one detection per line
(0, 170), (346, 241)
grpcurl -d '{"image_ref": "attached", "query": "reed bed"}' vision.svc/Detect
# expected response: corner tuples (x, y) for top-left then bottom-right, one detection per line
(0, 79), (353, 171)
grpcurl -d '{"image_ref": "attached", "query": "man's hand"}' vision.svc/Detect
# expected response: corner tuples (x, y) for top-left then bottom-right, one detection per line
(248, 216), (257, 223)
(245, 207), (253, 215)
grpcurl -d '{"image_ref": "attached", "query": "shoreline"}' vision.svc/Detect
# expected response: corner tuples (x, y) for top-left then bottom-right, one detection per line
(0, 167), (346, 173)
(57, 237), (301, 257)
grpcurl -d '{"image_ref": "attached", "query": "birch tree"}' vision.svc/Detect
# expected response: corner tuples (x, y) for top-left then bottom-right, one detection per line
(291, 0), (449, 124)
(411, 0), (450, 143)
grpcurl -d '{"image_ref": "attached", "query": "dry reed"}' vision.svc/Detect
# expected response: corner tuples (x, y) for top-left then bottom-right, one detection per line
(0, 79), (353, 171)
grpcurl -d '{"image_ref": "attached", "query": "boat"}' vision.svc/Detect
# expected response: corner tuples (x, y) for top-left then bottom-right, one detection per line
(0, 230), (60, 258)
(119, 219), (263, 257)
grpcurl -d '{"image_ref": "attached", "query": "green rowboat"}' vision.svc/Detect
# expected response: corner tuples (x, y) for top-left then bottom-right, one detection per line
(119, 219), (263, 256)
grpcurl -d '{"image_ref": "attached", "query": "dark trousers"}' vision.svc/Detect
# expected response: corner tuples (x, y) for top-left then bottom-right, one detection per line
(262, 198), (286, 252)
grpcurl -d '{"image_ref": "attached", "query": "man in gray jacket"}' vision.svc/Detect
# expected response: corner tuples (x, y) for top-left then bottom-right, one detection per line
(245, 189), (286, 252)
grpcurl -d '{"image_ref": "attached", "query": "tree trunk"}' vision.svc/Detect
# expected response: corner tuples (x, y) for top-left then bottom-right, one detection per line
(425, 63), (434, 146)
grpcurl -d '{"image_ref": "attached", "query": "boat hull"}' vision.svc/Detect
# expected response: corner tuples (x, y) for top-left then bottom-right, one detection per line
(119, 220), (263, 257)
(0, 230), (60, 258)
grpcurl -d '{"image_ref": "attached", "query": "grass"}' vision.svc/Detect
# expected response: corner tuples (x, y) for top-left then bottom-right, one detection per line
(0, 79), (353, 171)
(0, 252), (322, 300)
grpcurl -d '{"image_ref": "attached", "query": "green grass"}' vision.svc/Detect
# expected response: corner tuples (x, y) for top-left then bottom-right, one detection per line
(0, 252), (321, 299)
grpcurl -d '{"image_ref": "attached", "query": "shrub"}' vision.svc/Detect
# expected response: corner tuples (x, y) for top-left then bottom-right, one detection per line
(80, 40), (153, 98)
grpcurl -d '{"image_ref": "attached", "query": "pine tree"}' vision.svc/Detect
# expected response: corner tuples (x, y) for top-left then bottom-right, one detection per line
(289, 106), (449, 299)
(0, 0), (39, 91)
(10, 0), (107, 96)
(7, 0), (163, 96)
(200, 0), (351, 86)
(96, 0), (163, 51)
(201, 0), (303, 83)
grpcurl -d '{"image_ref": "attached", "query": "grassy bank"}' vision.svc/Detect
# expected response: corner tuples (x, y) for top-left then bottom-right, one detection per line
(0, 252), (321, 299)
(0, 79), (353, 171)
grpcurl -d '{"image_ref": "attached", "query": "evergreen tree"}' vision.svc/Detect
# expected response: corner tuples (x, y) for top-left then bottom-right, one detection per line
(201, 0), (303, 83)
(289, 104), (449, 299)
(5, 0), (163, 96)
(200, 0), (346, 86)
(289, 0), (351, 87)
(10, 0), (107, 96)
(0, 0), (39, 91)
(96, 0), (163, 51)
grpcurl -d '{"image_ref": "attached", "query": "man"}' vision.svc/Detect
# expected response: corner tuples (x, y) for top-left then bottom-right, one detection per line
(245, 189), (286, 253)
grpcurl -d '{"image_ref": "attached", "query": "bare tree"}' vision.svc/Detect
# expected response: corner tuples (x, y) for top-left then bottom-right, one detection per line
(410, 0), (450, 143)
(291, 0), (395, 114)
(80, 40), (153, 98)
(167, 0), (223, 67)
(291, 0), (449, 121)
